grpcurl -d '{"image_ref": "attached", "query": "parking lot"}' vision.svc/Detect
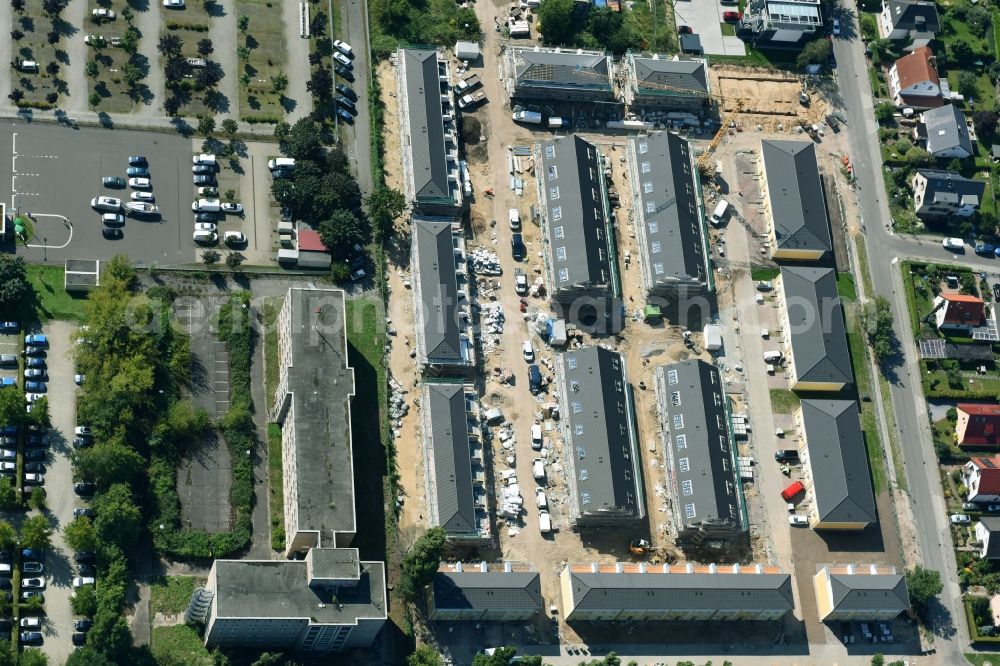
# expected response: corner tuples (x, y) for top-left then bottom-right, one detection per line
(0, 123), (267, 267)
(673, 0), (747, 56)
(0, 328), (18, 386)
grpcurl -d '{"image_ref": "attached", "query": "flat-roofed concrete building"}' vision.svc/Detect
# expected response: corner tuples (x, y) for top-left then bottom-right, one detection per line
(813, 564), (909, 621)
(555, 346), (644, 528)
(535, 136), (616, 306)
(626, 132), (710, 301)
(427, 562), (542, 621)
(420, 381), (490, 542)
(759, 140), (832, 261)
(560, 562), (794, 622)
(396, 48), (463, 215)
(777, 266), (853, 392)
(504, 46), (614, 103)
(193, 288), (386, 654)
(621, 52), (710, 111)
(655, 360), (748, 557)
(797, 399), (877, 530)
(411, 216), (474, 374)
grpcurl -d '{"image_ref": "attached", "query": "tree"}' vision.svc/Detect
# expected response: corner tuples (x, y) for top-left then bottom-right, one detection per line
(18, 650), (47, 666)
(319, 210), (370, 260)
(874, 102), (896, 124)
(399, 527), (447, 601)
(88, 91), (101, 108)
(365, 185), (407, 238)
(10, 30), (23, 41)
(87, 608), (133, 662)
(164, 56), (189, 82)
(274, 120), (291, 142)
(0, 479), (15, 511)
(0, 254), (29, 314)
(224, 189), (236, 202)
(29, 487), (45, 510)
(119, 27), (138, 55)
(157, 34), (183, 57)
(956, 71), (979, 101)
(8, 89), (22, 103)
(0, 520), (15, 550)
(221, 118), (239, 138)
(93, 484), (142, 552)
(202, 250), (221, 266)
(871, 654), (884, 666)
(471, 647), (541, 666)
(66, 648), (114, 666)
(198, 115), (216, 137)
(285, 117), (325, 161)
(225, 252), (245, 270)
(164, 95), (181, 116)
(796, 38), (831, 69)
(249, 654), (284, 666)
(238, 15), (249, 31)
(272, 73), (288, 94)
(306, 68), (332, 96)
(861, 295), (895, 363)
(20, 515), (52, 551)
(968, 5), (991, 37)
(949, 41), (975, 65)
(41, 0), (66, 16)
(408, 645), (443, 666)
(121, 61), (143, 91)
(197, 38), (214, 56)
(65, 516), (99, 553)
(75, 440), (144, 488)
(906, 565), (943, 610)
(11, 0), (24, 12)
(121, 5), (133, 23)
(868, 38), (895, 63)
(28, 395), (49, 428)
(70, 583), (98, 617)
(195, 66), (221, 90)
(0, 389), (20, 429)
(537, 0), (578, 46)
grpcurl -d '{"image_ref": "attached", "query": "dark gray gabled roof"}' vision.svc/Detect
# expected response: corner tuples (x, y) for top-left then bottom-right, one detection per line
(430, 571), (542, 612)
(539, 136), (611, 292)
(630, 55), (709, 96)
(424, 382), (477, 536)
(780, 266), (853, 386)
(629, 132), (707, 290)
(657, 360), (745, 532)
(559, 347), (643, 522)
(827, 571), (909, 613)
(980, 517), (1000, 558)
(413, 218), (467, 365)
(568, 567), (793, 613)
(801, 400), (877, 526)
(761, 140), (833, 255)
(916, 169), (985, 207)
(887, 0), (940, 33)
(513, 48), (612, 91)
(400, 49), (451, 204)
(922, 105), (973, 156)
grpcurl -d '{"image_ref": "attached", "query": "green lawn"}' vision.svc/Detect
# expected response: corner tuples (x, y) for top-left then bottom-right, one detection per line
(751, 267), (779, 282)
(235, 0), (287, 121)
(150, 576), (205, 614)
(720, 23), (736, 36)
(151, 624), (214, 665)
(769, 389), (800, 414)
(10, 0), (65, 109)
(966, 651), (1000, 665)
(267, 422), (284, 552)
(25, 265), (88, 322)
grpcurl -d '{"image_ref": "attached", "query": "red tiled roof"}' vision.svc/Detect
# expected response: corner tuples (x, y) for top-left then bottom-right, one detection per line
(940, 294), (985, 326)
(943, 293), (985, 303)
(970, 455), (1000, 494)
(960, 404), (1000, 417)
(959, 404), (1000, 447)
(894, 46), (940, 90)
(297, 228), (328, 253)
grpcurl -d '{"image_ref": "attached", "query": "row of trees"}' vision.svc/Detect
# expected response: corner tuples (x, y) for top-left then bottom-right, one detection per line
(159, 33), (222, 116)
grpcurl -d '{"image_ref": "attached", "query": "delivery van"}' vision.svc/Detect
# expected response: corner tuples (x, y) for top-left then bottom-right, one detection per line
(512, 110), (543, 125)
(711, 199), (730, 226)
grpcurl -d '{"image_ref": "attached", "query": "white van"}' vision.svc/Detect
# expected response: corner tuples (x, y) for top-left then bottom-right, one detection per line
(192, 198), (221, 212)
(535, 488), (547, 509)
(508, 208), (521, 231)
(538, 510), (551, 533)
(763, 350), (783, 364)
(268, 157), (296, 171)
(192, 230), (218, 244)
(530, 423), (542, 450)
(192, 154), (217, 166)
(942, 237), (965, 251)
(17, 60), (38, 73)
(711, 199), (730, 226)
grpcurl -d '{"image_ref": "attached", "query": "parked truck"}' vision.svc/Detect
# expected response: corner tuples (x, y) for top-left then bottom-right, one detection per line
(455, 74), (482, 93)
(458, 90), (487, 110)
(512, 110), (543, 125)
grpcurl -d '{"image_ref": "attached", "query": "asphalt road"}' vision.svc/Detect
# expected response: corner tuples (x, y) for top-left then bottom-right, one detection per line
(832, 9), (966, 658)
(335, 0), (373, 196)
(0, 121), (195, 266)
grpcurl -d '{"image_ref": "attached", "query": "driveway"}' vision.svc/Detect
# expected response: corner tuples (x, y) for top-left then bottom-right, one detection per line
(64, 0), (89, 114)
(336, 0), (373, 195)
(281, 0), (311, 122)
(37, 321), (79, 664)
(132, 0), (164, 117)
(674, 0), (746, 56)
(208, 0), (239, 119)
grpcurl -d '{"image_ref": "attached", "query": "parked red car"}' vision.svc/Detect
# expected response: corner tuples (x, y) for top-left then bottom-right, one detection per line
(723, 11), (741, 21)
(781, 481), (805, 502)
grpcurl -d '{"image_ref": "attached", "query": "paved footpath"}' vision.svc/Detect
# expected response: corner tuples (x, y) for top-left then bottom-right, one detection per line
(64, 0), (88, 114)
(133, 0), (164, 117)
(281, 0), (311, 122)
(209, 0), (240, 119)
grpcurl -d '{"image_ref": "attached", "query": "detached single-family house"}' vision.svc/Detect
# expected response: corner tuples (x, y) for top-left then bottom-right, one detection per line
(957, 403), (1000, 449)
(976, 517), (1000, 559)
(911, 170), (985, 219)
(813, 564), (909, 621)
(879, 0), (940, 41)
(620, 52), (710, 112)
(964, 455), (1000, 503)
(504, 46), (614, 103)
(916, 105), (974, 159)
(933, 293), (985, 335)
(888, 46), (943, 109)
(743, 0), (824, 46)
(758, 140), (833, 261)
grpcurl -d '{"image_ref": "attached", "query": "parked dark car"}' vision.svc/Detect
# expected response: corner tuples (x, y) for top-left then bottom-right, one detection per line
(336, 108), (355, 125)
(74, 551), (95, 564)
(774, 449), (799, 462)
(72, 633), (87, 646)
(195, 212), (218, 223)
(102, 228), (124, 240)
(74, 619), (93, 632)
(528, 364), (542, 395)
(335, 96), (357, 114)
(74, 482), (96, 496)
(23, 450), (44, 461)
(335, 65), (354, 82)
(335, 83), (358, 101)
(511, 233), (526, 261)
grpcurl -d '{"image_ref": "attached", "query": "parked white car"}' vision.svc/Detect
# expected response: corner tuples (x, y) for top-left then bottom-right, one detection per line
(333, 40), (353, 56)
(951, 514), (971, 524)
(522, 340), (534, 362)
(128, 177), (151, 189)
(163, 0), (185, 7)
(92, 8), (115, 19)
(131, 191), (154, 202)
(788, 515), (809, 526)
(72, 577), (95, 588)
(90, 196), (122, 211)
(942, 237), (965, 251)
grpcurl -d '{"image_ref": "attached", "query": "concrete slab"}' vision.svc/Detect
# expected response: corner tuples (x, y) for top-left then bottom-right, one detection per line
(674, 0), (747, 57)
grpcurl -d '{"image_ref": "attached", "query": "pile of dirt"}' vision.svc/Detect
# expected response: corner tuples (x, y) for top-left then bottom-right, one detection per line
(462, 116), (482, 144)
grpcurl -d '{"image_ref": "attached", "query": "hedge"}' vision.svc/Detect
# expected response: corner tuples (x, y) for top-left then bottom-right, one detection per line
(152, 294), (255, 559)
(965, 597), (1000, 644)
